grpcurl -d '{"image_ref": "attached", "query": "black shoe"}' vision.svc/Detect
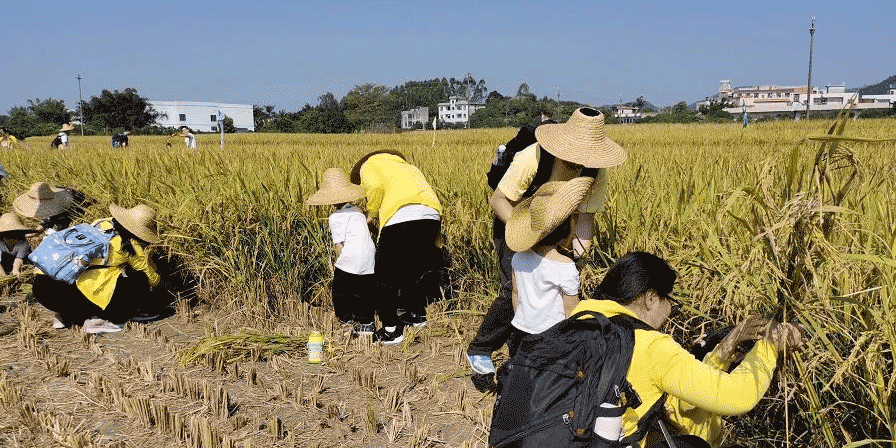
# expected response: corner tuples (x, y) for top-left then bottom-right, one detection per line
(399, 311), (427, 328)
(471, 372), (496, 393)
(354, 322), (375, 335)
(373, 325), (404, 345)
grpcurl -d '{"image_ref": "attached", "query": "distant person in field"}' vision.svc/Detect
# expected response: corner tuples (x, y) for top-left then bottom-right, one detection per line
(502, 177), (597, 357)
(0, 127), (18, 149)
(306, 168), (377, 335)
(32, 204), (165, 333)
(350, 149), (443, 345)
(112, 131), (130, 148)
(0, 213), (34, 277)
(51, 123), (74, 149)
(570, 252), (805, 448)
(13, 182), (76, 234)
(179, 127), (197, 149)
(467, 107), (627, 383)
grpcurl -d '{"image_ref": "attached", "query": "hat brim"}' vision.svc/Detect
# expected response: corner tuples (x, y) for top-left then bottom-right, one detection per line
(306, 186), (365, 206)
(12, 189), (74, 219)
(535, 124), (627, 169)
(110, 204), (161, 244)
(505, 177), (594, 252)
(350, 149), (407, 184)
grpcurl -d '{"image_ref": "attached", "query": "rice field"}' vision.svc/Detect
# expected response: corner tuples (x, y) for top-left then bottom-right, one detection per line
(0, 115), (894, 447)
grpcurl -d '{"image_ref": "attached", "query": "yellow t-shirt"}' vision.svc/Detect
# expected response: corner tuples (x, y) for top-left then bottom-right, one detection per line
(76, 218), (160, 309)
(359, 154), (442, 230)
(571, 299), (778, 444)
(496, 143), (609, 213)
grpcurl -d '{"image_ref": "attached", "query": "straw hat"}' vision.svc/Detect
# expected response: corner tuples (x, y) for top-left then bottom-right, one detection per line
(506, 177), (595, 252)
(59, 123), (75, 132)
(109, 204), (160, 244)
(306, 168), (365, 206)
(0, 212), (34, 237)
(13, 182), (74, 219)
(350, 149), (406, 184)
(534, 107), (627, 168)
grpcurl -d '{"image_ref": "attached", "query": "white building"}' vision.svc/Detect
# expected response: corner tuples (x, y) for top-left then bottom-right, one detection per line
(437, 96), (485, 127)
(699, 81), (895, 119)
(148, 101), (255, 132)
(612, 105), (642, 124)
(401, 107), (430, 129)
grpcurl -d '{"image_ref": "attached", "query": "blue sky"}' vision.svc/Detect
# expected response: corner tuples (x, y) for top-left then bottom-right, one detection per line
(1, 1), (893, 114)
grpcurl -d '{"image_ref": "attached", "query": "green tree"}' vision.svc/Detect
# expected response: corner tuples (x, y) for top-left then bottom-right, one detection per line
(27, 98), (71, 125)
(3, 105), (58, 139)
(343, 83), (392, 130)
(82, 88), (160, 132)
(253, 104), (276, 130)
(223, 116), (237, 133)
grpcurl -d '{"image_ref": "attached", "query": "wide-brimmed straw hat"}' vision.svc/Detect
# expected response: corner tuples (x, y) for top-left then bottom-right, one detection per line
(306, 168), (365, 206)
(0, 212), (35, 237)
(534, 107), (627, 169)
(59, 123), (75, 132)
(109, 204), (160, 244)
(13, 182), (74, 219)
(506, 176), (595, 252)
(350, 149), (407, 184)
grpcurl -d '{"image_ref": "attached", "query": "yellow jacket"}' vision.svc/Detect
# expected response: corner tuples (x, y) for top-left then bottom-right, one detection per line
(359, 154), (441, 230)
(76, 218), (160, 309)
(571, 299), (778, 444)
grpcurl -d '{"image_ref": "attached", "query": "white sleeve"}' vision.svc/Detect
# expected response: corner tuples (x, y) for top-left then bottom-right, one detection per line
(329, 213), (347, 244)
(556, 263), (580, 296)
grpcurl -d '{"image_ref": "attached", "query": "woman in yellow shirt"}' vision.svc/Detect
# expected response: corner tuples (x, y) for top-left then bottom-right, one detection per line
(33, 204), (162, 334)
(572, 252), (803, 448)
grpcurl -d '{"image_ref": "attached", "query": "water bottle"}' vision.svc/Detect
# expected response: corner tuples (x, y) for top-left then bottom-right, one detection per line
(307, 331), (324, 364)
(593, 402), (624, 441)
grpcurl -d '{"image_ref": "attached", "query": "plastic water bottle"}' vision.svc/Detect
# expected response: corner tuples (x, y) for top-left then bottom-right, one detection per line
(307, 331), (324, 364)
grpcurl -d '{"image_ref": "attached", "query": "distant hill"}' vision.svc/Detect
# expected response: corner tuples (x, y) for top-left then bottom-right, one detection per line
(847, 73), (896, 94)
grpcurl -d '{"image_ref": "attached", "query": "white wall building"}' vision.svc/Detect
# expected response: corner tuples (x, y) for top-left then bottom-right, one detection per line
(437, 96), (485, 127)
(699, 81), (895, 119)
(401, 107), (430, 129)
(148, 101), (255, 132)
(612, 105), (643, 124)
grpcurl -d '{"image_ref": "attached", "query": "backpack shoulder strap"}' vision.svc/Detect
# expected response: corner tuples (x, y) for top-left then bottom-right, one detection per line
(522, 145), (555, 198)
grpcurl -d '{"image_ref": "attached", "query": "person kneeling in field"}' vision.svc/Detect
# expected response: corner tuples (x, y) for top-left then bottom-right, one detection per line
(572, 252), (804, 448)
(306, 168), (377, 335)
(32, 204), (166, 333)
(503, 176), (596, 357)
(0, 213), (35, 277)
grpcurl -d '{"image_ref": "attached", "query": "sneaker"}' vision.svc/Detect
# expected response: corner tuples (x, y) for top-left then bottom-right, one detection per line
(354, 322), (375, 335)
(52, 317), (67, 329)
(399, 311), (427, 328)
(373, 325), (404, 345)
(467, 354), (496, 375)
(83, 318), (123, 334)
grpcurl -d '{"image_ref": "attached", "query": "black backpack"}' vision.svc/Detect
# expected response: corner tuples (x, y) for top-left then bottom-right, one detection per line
(487, 124), (538, 190)
(489, 311), (667, 448)
(50, 135), (63, 149)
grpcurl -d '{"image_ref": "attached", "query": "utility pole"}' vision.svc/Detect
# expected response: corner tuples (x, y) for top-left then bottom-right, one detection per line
(805, 17), (815, 120)
(556, 87), (561, 119)
(76, 74), (84, 136)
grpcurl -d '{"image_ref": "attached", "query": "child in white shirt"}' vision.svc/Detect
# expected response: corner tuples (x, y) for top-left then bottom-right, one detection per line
(307, 168), (377, 334)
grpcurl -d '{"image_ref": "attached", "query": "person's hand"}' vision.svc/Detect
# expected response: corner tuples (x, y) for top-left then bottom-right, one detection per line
(716, 316), (769, 363)
(129, 240), (152, 272)
(763, 321), (806, 353)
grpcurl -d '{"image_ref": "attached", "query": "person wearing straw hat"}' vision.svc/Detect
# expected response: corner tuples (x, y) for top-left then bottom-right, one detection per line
(502, 177), (595, 357)
(0, 127), (17, 149)
(0, 213), (35, 277)
(569, 252), (804, 448)
(13, 182), (76, 234)
(111, 131), (130, 148)
(179, 127), (197, 149)
(32, 203), (164, 333)
(306, 168), (377, 335)
(51, 123), (75, 149)
(468, 107), (626, 381)
(351, 149), (442, 345)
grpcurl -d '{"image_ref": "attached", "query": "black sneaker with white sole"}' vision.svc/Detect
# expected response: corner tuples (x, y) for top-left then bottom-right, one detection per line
(373, 325), (404, 345)
(399, 311), (427, 328)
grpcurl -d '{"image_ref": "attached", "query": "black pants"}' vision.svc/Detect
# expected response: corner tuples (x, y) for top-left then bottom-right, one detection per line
(33, 271), (155, 325)
(332, 268), (376, 324)
(1, 251), (31, 274)
(467, 237), (515, 356)
(375, 219), (442, 327)
(647, 435), (712, 448)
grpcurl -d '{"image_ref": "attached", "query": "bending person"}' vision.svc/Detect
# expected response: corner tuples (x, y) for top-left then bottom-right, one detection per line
(0, 213), (34, 277)
(572, 252), (803, 448)
(33, 204), (164, 333)
(350, 149), (442, 345)
(13, 182), (76, 233)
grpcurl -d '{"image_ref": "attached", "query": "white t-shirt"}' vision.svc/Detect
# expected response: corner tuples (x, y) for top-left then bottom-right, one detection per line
(184, 134), (197, 149)
(58, 132), (69, 146)
(511, 249), (579, 335)
(329, 204), (375, 275)
(384, 204), (440, 227)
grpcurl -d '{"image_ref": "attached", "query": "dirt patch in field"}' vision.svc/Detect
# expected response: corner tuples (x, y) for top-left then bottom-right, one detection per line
(0, 289), (499, 447)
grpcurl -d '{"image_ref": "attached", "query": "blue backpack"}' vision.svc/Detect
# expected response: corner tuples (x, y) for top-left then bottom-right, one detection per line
(29, 223), (114, 284)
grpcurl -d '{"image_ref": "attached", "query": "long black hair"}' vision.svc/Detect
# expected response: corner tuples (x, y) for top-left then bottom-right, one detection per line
(112, 218), (147, 255)
(595, 251), (677, 305)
